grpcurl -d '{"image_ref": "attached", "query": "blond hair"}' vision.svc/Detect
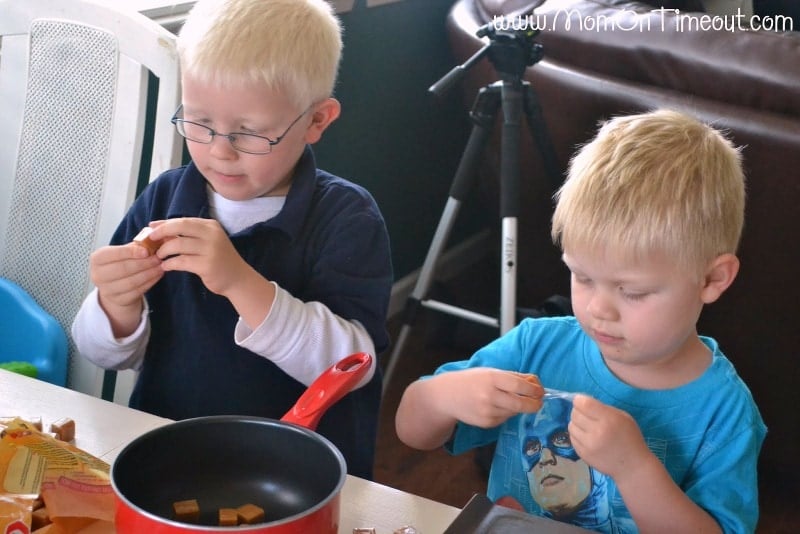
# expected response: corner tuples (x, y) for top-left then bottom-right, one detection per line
(177, 0), (342, 110)
(551, 109), (745, 278)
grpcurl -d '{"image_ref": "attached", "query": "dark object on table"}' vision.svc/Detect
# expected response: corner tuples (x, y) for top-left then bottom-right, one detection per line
(445, 494), (592, 533)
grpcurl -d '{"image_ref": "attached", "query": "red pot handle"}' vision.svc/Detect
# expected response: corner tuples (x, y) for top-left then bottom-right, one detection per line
(281, 352), (373, 431)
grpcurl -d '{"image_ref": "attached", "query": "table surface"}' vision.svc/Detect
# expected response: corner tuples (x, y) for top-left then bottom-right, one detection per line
(0, 369), (459, 533)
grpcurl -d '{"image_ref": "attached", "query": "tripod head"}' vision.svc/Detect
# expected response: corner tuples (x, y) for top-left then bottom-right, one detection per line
(477, 20), (543, 81)
(430, 15), (544, 97)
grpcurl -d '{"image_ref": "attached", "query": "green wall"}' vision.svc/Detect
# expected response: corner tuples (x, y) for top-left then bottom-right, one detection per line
(314, 0), (490, 280)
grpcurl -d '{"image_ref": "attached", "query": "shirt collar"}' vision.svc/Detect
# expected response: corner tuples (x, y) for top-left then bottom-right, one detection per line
(165, 145), (318, 241)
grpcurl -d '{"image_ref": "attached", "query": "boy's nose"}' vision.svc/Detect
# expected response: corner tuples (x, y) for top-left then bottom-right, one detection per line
(586, 291), (617, 320)
(208, 134), (238, 158)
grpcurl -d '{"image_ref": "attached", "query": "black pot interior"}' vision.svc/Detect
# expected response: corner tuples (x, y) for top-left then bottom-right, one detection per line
(112, 416), (345, 527)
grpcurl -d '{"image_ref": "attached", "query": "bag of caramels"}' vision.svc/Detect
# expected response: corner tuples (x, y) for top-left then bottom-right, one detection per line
(0, 418), (42, 533)
(0, 418), (114, 534)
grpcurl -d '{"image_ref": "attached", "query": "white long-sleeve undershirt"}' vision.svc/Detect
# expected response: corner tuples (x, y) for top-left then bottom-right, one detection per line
(72, 284), (375, 388)
(71, 187), (376, 389)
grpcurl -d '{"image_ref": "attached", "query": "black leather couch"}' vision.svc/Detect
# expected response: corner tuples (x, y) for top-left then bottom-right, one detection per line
(444, 0), (800, 500)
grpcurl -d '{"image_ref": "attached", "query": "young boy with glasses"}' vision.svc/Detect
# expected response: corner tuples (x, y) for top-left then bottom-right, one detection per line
(395, 109), (765, 531)
(72, 0), (392, 479)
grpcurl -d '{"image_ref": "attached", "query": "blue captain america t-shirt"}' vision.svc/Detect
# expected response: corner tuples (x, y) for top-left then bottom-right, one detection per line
(493, 393), (635, 532)
(436, 316), (765, 533)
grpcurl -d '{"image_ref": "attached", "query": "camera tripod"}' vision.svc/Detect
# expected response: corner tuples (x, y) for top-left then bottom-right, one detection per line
(382, 19), (561, 390)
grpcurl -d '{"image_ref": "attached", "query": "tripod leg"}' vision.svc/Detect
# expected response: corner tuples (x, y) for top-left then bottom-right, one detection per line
(498, 80), (524, 334)
(522, 83), (562, 189)
(500, 215), (519, 334)
(382, 87), (500, 392)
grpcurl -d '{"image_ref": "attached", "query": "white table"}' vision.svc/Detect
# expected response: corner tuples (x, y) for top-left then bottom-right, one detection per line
(0, 369), (459, 533)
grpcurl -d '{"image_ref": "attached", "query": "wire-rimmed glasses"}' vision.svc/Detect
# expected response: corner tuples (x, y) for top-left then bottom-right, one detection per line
(171, 105), (309, 155)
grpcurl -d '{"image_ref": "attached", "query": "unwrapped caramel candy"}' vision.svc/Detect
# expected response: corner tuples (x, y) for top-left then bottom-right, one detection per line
(132, 227), (163, 255)
(236, 503), (265, 524)
(524, 373), (540, 385)
(173, 499), (200, 523)
(49, 417), (75, 442)
(219, 508), (238, 527)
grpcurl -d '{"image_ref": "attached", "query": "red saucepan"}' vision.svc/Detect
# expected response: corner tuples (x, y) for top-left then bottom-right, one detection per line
(111, 352), (372, 533)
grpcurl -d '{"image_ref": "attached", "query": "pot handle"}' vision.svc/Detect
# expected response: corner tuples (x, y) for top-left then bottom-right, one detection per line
(281, 352), (373, 431)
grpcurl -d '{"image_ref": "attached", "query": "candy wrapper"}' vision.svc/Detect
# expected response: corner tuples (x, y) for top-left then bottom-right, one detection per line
(542, 388), (576, 402)
(0, 443), (41, 532)
(0, 418), (114, 534)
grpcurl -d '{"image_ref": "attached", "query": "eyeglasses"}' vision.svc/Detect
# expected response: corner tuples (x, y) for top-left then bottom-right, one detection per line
(171, 105), (309, 155)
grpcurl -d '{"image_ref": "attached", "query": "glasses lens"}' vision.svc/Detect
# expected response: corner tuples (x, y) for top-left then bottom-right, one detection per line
(172, 116), (273, 154)
(230, 134), (273, 154)
(177, 121), (213, 144)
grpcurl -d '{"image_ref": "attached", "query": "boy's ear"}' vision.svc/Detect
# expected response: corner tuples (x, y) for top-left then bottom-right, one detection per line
(700, 253), (740, 304)
(304, 98), (341, 144)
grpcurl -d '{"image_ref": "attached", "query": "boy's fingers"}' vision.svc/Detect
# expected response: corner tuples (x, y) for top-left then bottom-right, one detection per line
(129, 237), (158, 258)
(146, 218), (186, 241)
(518, 395), (544, 414)
(150, 217), (212, 240)
(508, 372), (544, 397)
(571, 394), (606, 422)
(572, 392), (593, 407)
(94, 243), (150, 266)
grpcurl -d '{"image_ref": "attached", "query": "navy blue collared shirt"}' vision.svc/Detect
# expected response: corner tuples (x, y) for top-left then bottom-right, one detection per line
(109, 146), (392, 479)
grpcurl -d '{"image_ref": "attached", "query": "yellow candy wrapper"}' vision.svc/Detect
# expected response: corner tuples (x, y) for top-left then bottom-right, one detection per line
(1, 418), (114, 534)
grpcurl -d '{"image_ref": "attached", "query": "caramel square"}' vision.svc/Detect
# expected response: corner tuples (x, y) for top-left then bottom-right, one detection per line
(49, 417), (75, 442)
(236, 503), (265, 524)
(219, 508), (238, 526)
(173, 499), (200, 523)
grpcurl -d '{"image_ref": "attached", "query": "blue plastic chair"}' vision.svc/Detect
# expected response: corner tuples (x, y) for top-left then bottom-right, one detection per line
(0, 277), (68, 386)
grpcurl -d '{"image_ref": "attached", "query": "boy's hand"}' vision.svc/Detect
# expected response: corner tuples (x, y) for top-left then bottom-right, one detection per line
(435, 368), (544, 428)
(147, 218), (249, 297)
(90, 242), (163, 336)
(567, 393), (652, 479)
(568, 395), (723, 532)
(396, 368), (544, 450)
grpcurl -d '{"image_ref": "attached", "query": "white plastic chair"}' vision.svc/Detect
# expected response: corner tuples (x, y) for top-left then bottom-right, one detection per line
(0, 0), (182, 404)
